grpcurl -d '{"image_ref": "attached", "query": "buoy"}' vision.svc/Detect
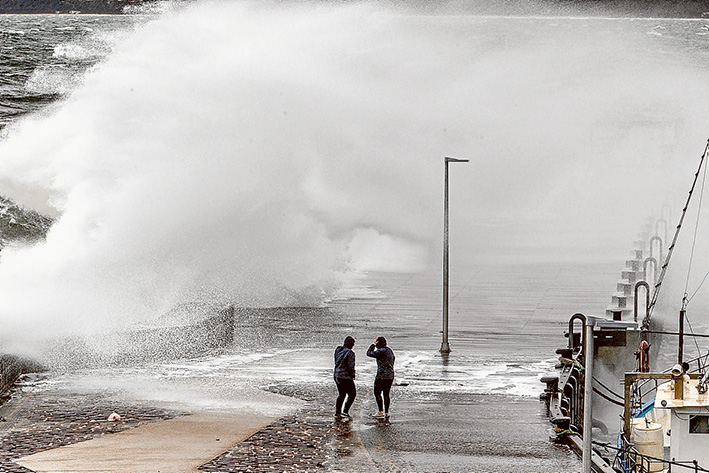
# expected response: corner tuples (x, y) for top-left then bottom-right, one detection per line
(107, 412), (121, 422)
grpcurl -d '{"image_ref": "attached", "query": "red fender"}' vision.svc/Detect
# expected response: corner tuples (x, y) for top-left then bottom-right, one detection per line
(638, 340), (650, 372)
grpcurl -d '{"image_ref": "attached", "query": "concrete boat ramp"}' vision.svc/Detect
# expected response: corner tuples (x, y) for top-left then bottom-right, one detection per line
(15, 412), (273, 473)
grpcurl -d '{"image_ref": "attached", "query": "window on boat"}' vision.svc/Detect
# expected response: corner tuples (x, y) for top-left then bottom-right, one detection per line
(689, 415), (709, 433)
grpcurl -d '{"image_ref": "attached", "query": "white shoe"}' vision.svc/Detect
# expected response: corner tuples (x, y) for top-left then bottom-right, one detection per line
(371, 412), (385, 418)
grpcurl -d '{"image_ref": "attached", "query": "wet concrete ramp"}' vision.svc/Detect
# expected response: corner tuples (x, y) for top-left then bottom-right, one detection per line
(16, 411), (274, 473)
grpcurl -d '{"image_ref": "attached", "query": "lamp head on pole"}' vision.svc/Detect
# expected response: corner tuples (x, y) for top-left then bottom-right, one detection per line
(445, 156), (470, 163)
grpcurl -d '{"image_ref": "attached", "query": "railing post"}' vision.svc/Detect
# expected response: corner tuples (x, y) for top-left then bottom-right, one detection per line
(654, 221), (666, 253)
(634, 281), (650, 323)
(643, 257), (658, 286)
(583, 320), (594, 473)
(568, 313), (587, 350)
(624, 373), (633, 439)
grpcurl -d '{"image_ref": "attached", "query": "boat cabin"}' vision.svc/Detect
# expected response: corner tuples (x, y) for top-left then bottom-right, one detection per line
(654, 376), (709, 470)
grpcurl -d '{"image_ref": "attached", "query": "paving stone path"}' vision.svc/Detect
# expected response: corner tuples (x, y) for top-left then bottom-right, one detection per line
(198, 412), (331, 472)
(198, 383), (356, 472)
(0, 380), (369, 473)
(0, 390), (184, 473)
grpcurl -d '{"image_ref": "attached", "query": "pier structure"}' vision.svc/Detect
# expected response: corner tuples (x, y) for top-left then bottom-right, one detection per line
(541, 224), (665, 471)
(605, 219), (657, 323)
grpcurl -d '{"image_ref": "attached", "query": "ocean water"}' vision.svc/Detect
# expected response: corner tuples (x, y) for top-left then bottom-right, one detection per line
(2, 4), (709, 471)
(0, 15), (134, 129)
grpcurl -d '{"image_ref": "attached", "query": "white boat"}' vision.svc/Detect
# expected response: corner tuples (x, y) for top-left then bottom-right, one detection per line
(542, 140), (709, 473)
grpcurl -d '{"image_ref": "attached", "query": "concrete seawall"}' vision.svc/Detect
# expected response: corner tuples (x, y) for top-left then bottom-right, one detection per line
(0, 354), (44, 401)
(31, 305), (236, 369)
(0, 305), (236, 397)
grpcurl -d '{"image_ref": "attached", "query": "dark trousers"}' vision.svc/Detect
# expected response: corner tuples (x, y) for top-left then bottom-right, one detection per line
(335, 376), (356, 415)
(374, 378), (393, 413)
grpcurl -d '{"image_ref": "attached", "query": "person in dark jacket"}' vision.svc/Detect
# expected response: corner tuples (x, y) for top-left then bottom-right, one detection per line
(334, 335), (356, 419)
(366, 336), (395, 418)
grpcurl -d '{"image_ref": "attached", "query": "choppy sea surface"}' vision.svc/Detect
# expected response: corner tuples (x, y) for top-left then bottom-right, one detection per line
(0, 15), (135, 130)
(3, 13), (709, 129)
(3, 10), (709, 471)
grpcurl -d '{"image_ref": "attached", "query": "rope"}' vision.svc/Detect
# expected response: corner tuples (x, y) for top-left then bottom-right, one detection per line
(645, 139), (709, 327)
(684, 313), (703, 362)
(683, 151), (708, 301)
(696, 350), (709, 373)
(593, 375), (624, 400)
(687, 270), (709, 304)
(593, 441), (709, 472)
(593, 386), (624, 406)
(644, 329), (709, 339)
(558, 357), (584, 372)
(554, 428), (577, 439)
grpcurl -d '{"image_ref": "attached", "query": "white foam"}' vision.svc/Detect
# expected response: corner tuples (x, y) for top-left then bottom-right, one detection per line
(53, 43), (100, 61)
(329, 270), (386, 301)
(24, 65), (82, 95)
(391, 351), (557, 397)
(180, 349), (556, 398)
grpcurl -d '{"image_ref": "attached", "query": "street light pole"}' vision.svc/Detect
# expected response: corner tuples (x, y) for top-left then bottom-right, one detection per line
(441, 156), (469, 354)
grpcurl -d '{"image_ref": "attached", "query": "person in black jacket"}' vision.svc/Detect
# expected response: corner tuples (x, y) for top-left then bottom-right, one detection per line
(366, 336), (395, 418)
(334, 335), (356, 420)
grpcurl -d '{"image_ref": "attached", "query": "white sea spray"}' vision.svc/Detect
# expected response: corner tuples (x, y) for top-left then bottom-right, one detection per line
(0, 2), (707, 358)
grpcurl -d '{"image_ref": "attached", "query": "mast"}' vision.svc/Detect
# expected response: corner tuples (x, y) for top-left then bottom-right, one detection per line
(645, 140), (709, 327)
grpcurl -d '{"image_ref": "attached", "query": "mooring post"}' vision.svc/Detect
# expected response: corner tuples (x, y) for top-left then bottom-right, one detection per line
(583, 320), (594, 473)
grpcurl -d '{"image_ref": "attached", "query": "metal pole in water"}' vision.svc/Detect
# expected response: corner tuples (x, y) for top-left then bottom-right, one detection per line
(441, 156), (468, 354)
(583, 321), (594, 473)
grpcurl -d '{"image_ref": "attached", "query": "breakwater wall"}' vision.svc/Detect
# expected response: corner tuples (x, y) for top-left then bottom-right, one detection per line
(109, 305), (236, 365)
(44, 305), (237, 368)
(0, 355), (44, 400)
(2, 306), (235, 377)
